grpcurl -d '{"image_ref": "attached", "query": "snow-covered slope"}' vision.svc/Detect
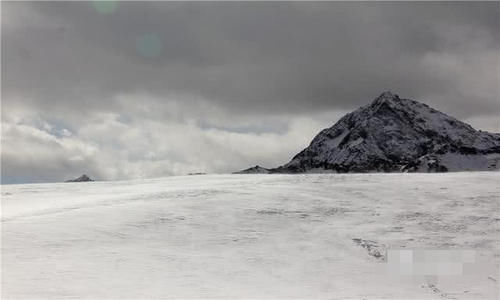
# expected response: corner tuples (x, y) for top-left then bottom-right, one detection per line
(2, 173), (499, 299)
(277, 92), (500, 173)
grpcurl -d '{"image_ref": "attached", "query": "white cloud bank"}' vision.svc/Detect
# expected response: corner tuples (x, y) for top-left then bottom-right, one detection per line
(1, 94), (345, 183)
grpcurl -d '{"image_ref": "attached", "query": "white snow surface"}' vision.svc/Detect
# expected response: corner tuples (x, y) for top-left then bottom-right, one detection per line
(2, 173), (499, 299)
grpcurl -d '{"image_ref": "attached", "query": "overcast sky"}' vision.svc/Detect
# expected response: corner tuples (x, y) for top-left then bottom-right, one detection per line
(2, 1), (499, 183)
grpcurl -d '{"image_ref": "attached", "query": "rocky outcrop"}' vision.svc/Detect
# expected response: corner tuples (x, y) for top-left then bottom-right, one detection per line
(65, 174), (94, 182)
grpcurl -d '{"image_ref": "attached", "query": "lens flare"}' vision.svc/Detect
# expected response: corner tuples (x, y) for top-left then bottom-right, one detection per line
(92, 1), (117, 15)
(136, 33), (163, 58)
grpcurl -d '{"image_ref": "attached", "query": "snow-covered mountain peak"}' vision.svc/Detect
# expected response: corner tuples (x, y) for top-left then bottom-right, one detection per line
(372, 91), (400, 104)
(368, 92), (426, 116)
(256, 92), (500, 173)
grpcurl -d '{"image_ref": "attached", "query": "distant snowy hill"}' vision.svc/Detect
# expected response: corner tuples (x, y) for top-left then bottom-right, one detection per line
(233, 165), (271, 174)
(238, 92), (500, 174)
(65, 174), (94, 182)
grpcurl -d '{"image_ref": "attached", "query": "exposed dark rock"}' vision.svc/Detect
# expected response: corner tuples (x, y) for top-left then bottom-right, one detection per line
(352, 238), (385, 261)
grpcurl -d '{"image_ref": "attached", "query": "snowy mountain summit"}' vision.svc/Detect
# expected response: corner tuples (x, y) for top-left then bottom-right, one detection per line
(241, 92), (500, 173)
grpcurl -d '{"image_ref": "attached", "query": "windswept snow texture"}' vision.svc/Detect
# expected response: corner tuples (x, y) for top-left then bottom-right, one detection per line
(280, 92), (500, 173)
(2, 173), (499, 299)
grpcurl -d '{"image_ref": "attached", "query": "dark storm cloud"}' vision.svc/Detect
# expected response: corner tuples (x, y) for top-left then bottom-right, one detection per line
(3, 1), (499, 118)
(2, 1), (499, 183)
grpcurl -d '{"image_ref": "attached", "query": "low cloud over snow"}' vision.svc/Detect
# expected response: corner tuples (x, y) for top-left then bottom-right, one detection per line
(2, 93), (343, 183)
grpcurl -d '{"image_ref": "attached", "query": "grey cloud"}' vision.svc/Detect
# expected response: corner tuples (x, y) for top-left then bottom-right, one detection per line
(3, 2), (499, 117)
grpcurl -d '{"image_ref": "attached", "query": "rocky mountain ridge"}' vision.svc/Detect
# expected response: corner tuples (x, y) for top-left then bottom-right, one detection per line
(238, 92), (500, 173)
